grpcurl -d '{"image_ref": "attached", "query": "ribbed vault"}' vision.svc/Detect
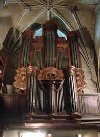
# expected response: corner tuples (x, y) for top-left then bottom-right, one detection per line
(0, 0), (99, 45)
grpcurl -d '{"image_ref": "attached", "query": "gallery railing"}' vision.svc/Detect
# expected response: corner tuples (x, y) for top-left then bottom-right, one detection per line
(0, 93), (100, 121)
(78, 93), (100, 119)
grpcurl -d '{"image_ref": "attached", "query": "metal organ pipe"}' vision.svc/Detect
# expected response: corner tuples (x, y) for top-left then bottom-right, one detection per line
(42, 21), (58, 114)
(59, 52), (63, 69)
(20, 30), (37, 114)
(27, 66), (40, 114)
(52, 32), (56, 66)
(70, 6), (91, 71)
(46, 31), (49, 67)
(63, 66), (78, 114)
(43, 21), (57, 68)
(21, 30), (33, 67)
(67, 32), (86, 93)
(67, 31), (81, 68)
(49, 31), (51, 66)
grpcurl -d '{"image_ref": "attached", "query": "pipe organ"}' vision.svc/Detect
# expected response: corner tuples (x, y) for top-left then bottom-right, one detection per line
(12, 20), (86, 117)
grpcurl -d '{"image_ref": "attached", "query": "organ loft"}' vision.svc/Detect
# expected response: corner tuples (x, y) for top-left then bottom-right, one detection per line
(0, 19), (97, 122)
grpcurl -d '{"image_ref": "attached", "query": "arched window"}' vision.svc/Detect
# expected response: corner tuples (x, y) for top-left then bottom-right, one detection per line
(34, 27), (67, 39)
(34, 28), (43, 38)
(57, 29), (67, 39)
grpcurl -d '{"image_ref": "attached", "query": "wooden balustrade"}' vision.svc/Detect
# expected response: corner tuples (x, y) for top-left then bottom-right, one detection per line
(0, 94), (26, 120)
(78, 93), (100, 120)
(0, 93), (100, 122)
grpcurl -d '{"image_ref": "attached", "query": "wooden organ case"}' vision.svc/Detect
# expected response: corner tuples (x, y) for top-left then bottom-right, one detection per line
(0, 20), (86, 122)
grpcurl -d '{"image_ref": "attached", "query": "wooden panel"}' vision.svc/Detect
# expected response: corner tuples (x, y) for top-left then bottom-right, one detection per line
(78, 94), (100, 116)
(0, 94), (26, 120)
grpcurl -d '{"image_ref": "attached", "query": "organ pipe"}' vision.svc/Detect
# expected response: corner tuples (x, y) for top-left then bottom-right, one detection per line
(43, 21), (57, 67)
(20, 30), (34, 67)
(67, 31), (81, 68)
(70, 5), (91, 71)
(13, 20), (86, 118)
(63, 66), (78, 114)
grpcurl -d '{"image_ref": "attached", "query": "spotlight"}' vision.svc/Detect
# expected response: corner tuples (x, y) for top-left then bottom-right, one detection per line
(47, 133), (53, 137)
(21, 132), (33, 137)
(76, 133), (82, 137)
(33, 131), (46, 137)
(21, 131), (46, 137)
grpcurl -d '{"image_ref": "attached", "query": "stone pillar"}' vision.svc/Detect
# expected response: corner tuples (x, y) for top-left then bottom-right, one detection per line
(95, 6), (100, 91)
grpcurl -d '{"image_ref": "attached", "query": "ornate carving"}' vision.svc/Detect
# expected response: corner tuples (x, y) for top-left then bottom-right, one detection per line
(27, 65), (39, 76)
(13, 66), (39, 91)
(13, 67), (27, 91)
(38, 67), (64, 80)
(66, 66), (86, 92)
(68, 66), (76, 75)
(75, 68), (86, 92)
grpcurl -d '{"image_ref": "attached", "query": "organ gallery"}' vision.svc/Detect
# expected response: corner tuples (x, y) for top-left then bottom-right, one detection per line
(0, 19), (97, 120)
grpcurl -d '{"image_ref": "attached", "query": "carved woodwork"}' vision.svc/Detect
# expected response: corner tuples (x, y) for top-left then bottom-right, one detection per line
(27, 65), (39, 76)
(13, 67), (27, 91)
(13, 66), (40, 91)
(75, 68), (86, 92)
(38, 67), (64, 80)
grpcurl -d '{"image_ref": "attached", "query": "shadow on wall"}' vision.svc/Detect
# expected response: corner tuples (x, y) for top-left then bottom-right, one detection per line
(0, 43), (3, 49)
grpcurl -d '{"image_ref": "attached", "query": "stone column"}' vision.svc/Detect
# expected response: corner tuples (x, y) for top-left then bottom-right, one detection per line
(95, 6), (100, 91)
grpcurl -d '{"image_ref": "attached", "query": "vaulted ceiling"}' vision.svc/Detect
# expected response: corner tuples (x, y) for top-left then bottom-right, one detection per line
(0, 0), (99, 48)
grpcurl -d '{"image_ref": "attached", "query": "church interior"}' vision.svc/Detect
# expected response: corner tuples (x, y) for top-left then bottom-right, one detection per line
(0, 0), (100, 137)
